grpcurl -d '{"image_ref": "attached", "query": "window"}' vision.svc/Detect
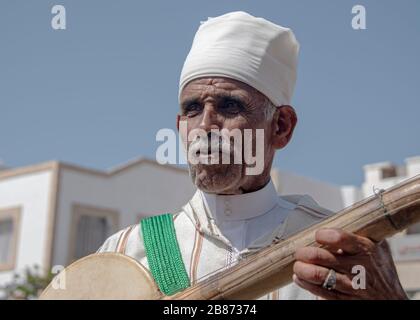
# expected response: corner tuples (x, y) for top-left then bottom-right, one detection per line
(0, 220), (13, 264)
(381, 166), (397, 179)
(0, 207), (21, 271)
(69, 204), (119, 263)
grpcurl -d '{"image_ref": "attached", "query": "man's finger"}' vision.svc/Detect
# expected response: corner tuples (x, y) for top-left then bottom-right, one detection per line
(293, 261), (355, 295)
(295, 247), (341, 269)
(292, 274), (353, 300)
(315, 228), (375, 255)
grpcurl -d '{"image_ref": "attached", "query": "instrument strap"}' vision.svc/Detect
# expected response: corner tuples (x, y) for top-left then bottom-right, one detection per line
(140, 213), (190, 296)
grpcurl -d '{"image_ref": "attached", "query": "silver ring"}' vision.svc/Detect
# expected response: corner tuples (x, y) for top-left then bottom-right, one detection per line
(322, 269), (337, 291)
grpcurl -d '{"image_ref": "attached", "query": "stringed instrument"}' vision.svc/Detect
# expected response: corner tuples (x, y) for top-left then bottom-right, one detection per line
(40, 175), (420, 299)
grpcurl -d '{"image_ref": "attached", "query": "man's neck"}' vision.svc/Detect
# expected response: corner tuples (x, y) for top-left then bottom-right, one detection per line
(215, 173), (271, 195)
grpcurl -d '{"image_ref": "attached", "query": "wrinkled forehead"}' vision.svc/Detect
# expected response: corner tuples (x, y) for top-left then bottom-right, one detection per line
(179, 77), (266, 104)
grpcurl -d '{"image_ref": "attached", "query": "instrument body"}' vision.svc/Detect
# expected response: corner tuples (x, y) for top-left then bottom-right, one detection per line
(41, 175), (420, 300)
(40, 253), (161, 300)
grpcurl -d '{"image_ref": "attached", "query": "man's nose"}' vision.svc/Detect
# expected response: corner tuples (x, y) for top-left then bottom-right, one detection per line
(199, 105), (221, 132)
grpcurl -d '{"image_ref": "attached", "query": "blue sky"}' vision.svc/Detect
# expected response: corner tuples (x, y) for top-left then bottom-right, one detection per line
(0, 0), (419, 186)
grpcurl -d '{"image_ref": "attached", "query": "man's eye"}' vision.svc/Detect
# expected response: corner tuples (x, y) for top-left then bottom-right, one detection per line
(220, 101), (242, 114)
(185, 104), (202, 116)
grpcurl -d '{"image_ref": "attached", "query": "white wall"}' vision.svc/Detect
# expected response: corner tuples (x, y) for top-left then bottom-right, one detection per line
(362, 176), (406, 198)
(52, 163), (195, 267)
(406, 156), (420, 178)
(271, 169), (349, 212)
(340, 185), (363, 209)
(111, 163), (195, 222)
(0, 170), (53, 286)
(362, 157), (420, 197)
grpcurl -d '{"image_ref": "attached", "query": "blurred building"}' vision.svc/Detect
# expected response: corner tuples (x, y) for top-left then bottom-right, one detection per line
(0, 156), (419, 298)
(0, 158), (195, 295)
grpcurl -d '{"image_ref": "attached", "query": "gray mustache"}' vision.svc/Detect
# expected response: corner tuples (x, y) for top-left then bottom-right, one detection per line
(189, 134), (236, 156)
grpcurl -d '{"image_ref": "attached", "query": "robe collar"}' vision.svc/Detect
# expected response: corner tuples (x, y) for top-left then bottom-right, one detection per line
(183, 182), (334, 256)
(198, 180), (284, 223)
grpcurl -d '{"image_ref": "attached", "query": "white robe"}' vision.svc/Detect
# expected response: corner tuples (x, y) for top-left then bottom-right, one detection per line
(97, 180), (334, 300)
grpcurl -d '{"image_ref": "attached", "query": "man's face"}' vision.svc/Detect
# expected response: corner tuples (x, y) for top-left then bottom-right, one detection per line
(178, 77), (277, 194)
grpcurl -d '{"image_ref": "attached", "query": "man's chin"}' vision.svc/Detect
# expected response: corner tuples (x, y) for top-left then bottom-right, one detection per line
(189, 164), (242, 194)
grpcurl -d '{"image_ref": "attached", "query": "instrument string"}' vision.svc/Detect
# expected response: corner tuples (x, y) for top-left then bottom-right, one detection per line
(373, 186), (399, 230)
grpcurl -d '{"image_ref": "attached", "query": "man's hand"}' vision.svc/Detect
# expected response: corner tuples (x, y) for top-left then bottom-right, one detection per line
(292, 228), (408, 300)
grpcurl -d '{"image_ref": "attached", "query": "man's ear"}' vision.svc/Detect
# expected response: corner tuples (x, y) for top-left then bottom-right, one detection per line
(271, 105), (297, 149)
(176, 114), (181, 131)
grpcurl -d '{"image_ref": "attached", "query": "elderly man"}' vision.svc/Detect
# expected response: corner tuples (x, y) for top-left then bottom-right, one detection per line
(98, 11), (407, 300)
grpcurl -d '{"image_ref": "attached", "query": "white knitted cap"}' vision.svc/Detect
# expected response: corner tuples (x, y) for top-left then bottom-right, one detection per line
(179, 11), (299, 106)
